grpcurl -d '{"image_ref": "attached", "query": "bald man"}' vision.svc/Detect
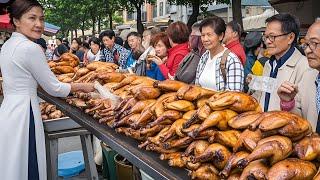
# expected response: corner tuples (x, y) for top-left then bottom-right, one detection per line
(277, 21), (320, 131)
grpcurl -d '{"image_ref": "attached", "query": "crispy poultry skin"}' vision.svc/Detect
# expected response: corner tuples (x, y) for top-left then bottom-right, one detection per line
(121, 99), (156, 117)
(147, 110), (182, 128)
(233, 129), (262, 152)
(133, 86), (161, 100)
(191, 143), (232, 170)
(228, 111), (262, 130)
(131, 102), (155, 129)
(163, 136), (194, 149)
(267, 158), (316, 180)
(239, 160), (268, 180)
(183, 140), (210, 157)
(153, 79), (187, 92)
(208, 130), (241, 149)
(164, 100), (195, 112)
(160, 119), (187, 142)
(182, 110), (197, 120)
(237, 136), (292, 168)
(196, 97), (209, 109)
(258, 111), (311, 138)
(96, 72), (125, 83)
(86, 61), (118, 71)
(130, 76), (155, 86)
(228, 173), (241, 180)
(294, 133), (320, 161)
(207, 91), (260, 113)
(54, 66), (75, 74)
(314, 168), (320, 180)
(176, 85), (216, 101)
(189, 110), (238, 138)
(189, 163), (220, 180)
(111, 75), (138, 91)
(220, 151), (250, 178)
(183, 104), (212, 128)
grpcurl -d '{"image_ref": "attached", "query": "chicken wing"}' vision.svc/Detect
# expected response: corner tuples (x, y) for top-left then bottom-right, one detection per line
(190, 163), (220, 180)
(239, 160), (268, 180)
(208, 130), (241, 149)
(220, 151), (250, 178)
(228, 111), (262, 130)
(233, 129), (262, 152)
(177, 85), (216, 101)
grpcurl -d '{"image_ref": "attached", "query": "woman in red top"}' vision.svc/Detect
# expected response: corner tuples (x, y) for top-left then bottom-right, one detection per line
(151, 21), (190, 79)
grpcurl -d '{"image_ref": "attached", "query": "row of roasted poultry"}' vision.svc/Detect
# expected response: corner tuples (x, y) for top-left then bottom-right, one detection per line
(52, 62), (320, 179)
(40, 102), (64, 120)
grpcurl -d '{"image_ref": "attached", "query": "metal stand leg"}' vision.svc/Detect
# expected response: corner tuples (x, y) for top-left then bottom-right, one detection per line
(81, 134), (99, 180)
(48, 138), (59, 180)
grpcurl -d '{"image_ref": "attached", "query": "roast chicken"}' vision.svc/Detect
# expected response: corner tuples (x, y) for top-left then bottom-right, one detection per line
(183, 140), (210, 157)
(147, 110), (182, 128)
(208, 130), (241, 149)
(239, 160), (268, 180)
(220, 151), (250, 178)
(233, 129), (262, 152)
(228, 111), (263, 130)
(153, 79), (187, 92)
(267, 158), (317, 180)
(183, 104), (212, 128)
(189, 163), (220, 180)
(111, 75), (138, 91)
(191, 143), (231, 170)
(176, 85), (216, 101)
(207, 91), (261, 112)
(97, 72), (125, 83)
(86, 61), (118, 71)
(164, 100), (195, 112)
(189, 110), (238, 138)
(294, 133), (320, 161)
(237, 135), (292, 168)
(257, 111), (311, 139)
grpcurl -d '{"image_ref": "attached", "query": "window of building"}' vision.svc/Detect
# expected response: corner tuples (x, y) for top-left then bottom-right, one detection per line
(153, 4), (157, 18)
(166, 1), (171, 14)
(159, 2), (164, 16)
(127, 12), (134, 21)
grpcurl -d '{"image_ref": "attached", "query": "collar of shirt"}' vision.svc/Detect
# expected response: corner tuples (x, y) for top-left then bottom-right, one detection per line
(269, 46), (295, 74)
(225, 40), (241, 49)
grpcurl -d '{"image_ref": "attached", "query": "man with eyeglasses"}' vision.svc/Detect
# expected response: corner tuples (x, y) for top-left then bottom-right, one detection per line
(252, 13), (309, 112)
(277, 21), (320, 131)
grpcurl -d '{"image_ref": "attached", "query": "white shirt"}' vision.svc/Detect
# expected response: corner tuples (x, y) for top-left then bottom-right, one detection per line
(199, 49), (226, 90)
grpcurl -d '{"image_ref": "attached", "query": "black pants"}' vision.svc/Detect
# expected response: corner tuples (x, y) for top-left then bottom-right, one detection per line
(28, 104), (39, 180)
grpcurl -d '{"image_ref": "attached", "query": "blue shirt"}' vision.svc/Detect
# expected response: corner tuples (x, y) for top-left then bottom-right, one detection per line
(146, 62), (165, 80)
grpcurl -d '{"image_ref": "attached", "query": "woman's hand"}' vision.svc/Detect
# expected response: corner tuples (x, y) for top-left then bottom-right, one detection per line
(277, 81), (298, 102)
(71, 83), (95, 93)
(147, 55), (163, 65)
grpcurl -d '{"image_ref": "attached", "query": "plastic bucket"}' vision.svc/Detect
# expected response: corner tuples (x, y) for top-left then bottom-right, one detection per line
(58, 150), (85, 178)
(114, 154), (134, 180)
(101, 143), (117, 180)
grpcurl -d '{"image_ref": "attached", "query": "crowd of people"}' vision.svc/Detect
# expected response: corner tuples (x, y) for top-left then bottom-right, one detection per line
(33, 13), (320, 133)
(3, 0), (320, 178)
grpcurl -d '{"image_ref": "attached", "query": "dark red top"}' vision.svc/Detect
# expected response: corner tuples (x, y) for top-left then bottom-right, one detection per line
(225, 40), (246, 64)
(159, 42), (190, 79)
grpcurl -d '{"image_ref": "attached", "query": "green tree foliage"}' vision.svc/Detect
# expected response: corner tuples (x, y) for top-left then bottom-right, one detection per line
(39, 0), (131, 38)
(167, 0), (242, 30)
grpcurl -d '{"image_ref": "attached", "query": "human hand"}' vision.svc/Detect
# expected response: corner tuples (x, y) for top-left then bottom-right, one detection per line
(168, 73), (175, 80)
(147, 55), (163, 65)
(277, 81), (298, 102)
(71, 83), (95, 93)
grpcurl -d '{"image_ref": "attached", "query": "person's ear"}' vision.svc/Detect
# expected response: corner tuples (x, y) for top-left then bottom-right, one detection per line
(13, 18), (20, 27)
(288, 32), (295, 45)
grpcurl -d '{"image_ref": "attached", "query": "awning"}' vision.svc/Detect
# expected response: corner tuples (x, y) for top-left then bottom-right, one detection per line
(0, 13), (60, 36)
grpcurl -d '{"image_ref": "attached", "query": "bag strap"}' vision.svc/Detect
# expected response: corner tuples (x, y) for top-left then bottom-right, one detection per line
(220, 49), (231, 84)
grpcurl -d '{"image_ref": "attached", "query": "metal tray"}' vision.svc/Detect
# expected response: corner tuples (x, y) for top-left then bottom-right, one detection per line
(43, 117), (82, 132)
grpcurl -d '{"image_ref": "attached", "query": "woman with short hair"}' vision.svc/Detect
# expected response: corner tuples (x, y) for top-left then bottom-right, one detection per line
(195, 16), (244, 91)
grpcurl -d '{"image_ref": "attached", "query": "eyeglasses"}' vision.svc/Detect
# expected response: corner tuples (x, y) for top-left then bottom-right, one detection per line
(262, 32), (290, 42)
(301, 41), (320, 51)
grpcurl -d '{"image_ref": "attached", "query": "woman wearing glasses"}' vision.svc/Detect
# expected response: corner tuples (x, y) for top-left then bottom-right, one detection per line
(251, 13), (309, 112)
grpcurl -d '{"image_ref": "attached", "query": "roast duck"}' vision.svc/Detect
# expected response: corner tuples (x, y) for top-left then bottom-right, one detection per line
(40, 102), (64, 120)
(61, 68), (318, 179)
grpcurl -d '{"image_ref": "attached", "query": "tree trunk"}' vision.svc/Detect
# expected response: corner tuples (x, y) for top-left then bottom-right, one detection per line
(82, 20), (85, 41)
(92, 16), (96, 35)
(71, 30), (74, 40)
(136, 4), (144, 35)
(75, 29), (78, 38)
(232, 0), (243, 30)
(66, 29), (70, 39)
(109, 12), (113, 30)
(98, 15), (101, 33)
(187, 1), (200, 31)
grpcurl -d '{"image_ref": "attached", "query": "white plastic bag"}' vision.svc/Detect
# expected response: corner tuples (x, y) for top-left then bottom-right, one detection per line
(94, 81), (121, 108)
(248, 75), (279, 93)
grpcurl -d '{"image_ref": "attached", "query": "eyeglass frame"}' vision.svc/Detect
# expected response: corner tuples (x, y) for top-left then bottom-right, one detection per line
(262, 32), (291, 42)
(301, 41), (320, 51)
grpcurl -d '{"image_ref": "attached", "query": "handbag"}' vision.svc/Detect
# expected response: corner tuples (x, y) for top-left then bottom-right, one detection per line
(174, 50), (201, 84)
(134, 59), (147, 76)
